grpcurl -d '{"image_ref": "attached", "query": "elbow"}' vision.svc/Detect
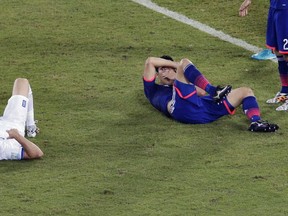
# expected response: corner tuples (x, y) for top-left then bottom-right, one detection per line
(145, 57), (153, 63)
(144, 57), (157, 73)
(29, 150), (44, 159)
(35, 151), (44, 159)
(145, 57), (153, 67)
(145, 57), (159, 66)
(38, 151), (44, 158)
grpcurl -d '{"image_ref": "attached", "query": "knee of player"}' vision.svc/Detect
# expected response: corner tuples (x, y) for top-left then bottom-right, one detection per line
(179, 58), (193, 68)
(15, 78), (29, 86)
(241, 87), (254, 96)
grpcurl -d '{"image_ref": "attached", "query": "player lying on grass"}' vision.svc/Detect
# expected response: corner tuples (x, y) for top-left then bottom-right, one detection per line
(0, 78), (43, 160)
(143, 56), (279, 132)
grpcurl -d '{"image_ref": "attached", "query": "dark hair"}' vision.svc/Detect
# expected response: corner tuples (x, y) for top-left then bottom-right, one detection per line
(156, 55), (174, 72)
(160, 55), (174, 61)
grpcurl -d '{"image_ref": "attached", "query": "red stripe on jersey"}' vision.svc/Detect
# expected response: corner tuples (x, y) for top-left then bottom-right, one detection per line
(143, 76), (156, 82)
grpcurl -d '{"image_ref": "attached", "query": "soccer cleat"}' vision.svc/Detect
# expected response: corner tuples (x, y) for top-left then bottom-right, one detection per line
(251, 49), (276, 60)
(276, 101), (288, 111)
(248, 120), (279, 132)
(213, 85), (232, 102)
(266, 92), (288, 104)
(26, 121), (39, 138)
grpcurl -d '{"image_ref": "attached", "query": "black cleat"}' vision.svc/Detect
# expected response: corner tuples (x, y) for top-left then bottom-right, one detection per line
(213, 85), (232, 102)
(248, 120), (279, 132)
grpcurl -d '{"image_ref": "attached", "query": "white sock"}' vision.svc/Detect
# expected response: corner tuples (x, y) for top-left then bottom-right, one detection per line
(26, 85), (35, 127)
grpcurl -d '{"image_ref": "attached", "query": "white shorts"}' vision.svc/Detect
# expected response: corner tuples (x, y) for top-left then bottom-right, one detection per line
(0, 95), (28, 160)
(3, 95), (28, 126)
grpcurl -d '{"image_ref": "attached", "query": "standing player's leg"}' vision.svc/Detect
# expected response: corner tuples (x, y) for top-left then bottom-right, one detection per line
(266, 8), (288, 107)
(266, 53), (288, 105)
(274, 53), (288, 110)
(274, 10), (288, 110)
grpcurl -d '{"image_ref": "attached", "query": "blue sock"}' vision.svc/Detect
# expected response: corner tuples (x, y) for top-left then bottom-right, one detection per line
(242, 96), (261, 122)
(184, 64), (216, 96)
(277, 56), (288, 93)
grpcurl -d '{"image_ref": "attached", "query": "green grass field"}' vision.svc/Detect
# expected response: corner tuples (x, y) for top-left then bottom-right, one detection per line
(0, 0), (287, 215)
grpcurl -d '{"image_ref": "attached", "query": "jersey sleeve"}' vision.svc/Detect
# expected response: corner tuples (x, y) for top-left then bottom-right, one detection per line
(143, 77), (172, 117)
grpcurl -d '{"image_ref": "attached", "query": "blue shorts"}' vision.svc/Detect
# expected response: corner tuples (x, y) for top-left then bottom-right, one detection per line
(170, 80), (235, 124)
(266, 7), (288, 54)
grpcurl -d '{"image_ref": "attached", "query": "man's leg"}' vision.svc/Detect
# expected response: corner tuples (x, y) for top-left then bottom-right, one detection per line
(176, 58), (231, 102)
(266, 54), (288, 104)
(273, 54), (288, 110)
(266, 8), (288, 107)
(277, 55), (288, 94)
(9, 79), (42, 159)
(25, 84), (38, 137)
(227, 87), (260, 120)
(26, 85), (35, 125)
(227, 87), (279, 132)
(12, 78), (38, 137)
(12, 78), (29, 97)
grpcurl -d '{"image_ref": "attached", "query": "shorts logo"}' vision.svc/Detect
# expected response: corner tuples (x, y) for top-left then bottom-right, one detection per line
(22, 100), (26, 108)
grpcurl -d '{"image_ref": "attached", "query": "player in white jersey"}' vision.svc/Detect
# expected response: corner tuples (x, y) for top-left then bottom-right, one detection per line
(0, 78), (43, 160)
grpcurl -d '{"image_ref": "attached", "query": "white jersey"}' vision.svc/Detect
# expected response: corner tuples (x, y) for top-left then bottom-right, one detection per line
(0, 95), (29, 160)
(0, 139), (23, 160)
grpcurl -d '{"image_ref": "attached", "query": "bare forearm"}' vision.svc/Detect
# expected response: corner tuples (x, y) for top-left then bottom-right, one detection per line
(143, 57), (179, 80)
(145, 57), (178, 69)
(13, 133), (43, 159)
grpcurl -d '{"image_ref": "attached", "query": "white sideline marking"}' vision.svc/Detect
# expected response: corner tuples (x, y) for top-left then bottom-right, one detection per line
(132, 0), (276, 62)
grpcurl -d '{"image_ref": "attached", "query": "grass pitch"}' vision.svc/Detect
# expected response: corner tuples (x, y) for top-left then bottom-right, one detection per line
(0, 0), (287, 215)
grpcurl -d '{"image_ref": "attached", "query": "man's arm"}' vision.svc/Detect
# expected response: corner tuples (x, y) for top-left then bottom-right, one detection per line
(143, 57), (178, 80)
(239, 0), (252, 17)
(6, 129), (43, 159)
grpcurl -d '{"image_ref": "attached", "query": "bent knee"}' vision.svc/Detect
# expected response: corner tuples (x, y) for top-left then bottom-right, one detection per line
(15, 78), (29, 86)
(240, 87), (254, 96)
(179, 58), (193, 70)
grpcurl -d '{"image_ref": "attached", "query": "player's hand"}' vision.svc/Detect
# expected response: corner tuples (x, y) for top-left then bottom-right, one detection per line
(163, 71), (176, 81)
(6, 128), (20, 139)
(239, 0), (251, 17)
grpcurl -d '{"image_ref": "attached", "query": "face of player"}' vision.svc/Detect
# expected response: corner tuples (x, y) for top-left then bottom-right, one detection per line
(157, 67), (176, 85)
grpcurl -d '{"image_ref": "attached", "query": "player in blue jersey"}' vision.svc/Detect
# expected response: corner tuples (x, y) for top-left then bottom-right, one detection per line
(239, 0), (288, 111)
(143, 55), (279, 132)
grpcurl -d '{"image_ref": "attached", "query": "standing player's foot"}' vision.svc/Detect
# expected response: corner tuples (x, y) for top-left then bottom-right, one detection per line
(213, 85), (232, 102)
(248, 120), (279, 132)
(251, 49), (276, 60)
(266, 92), (288, 104)
(276, 101), (288, 111)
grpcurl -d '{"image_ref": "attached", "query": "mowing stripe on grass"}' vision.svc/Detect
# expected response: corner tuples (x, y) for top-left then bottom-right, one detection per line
(132, 0), (276, 62)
